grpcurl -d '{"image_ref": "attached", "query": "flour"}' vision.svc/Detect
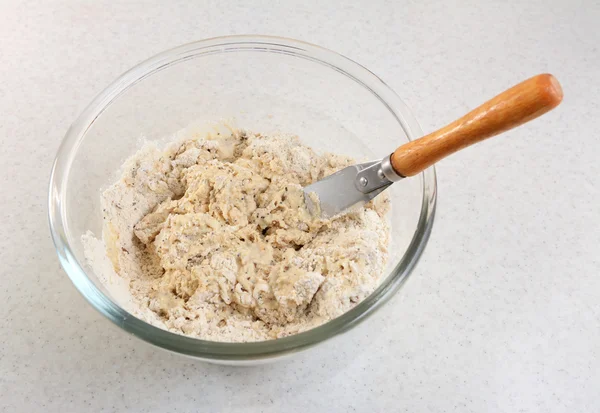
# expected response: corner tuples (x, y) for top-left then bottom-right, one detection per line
(84, 125), (390, 342)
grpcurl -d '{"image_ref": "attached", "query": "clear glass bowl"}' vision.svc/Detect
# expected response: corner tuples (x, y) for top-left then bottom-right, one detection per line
(48, 36), (436, 364)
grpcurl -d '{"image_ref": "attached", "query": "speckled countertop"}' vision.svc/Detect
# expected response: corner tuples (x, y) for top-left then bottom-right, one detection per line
(1, 1), (599, 412)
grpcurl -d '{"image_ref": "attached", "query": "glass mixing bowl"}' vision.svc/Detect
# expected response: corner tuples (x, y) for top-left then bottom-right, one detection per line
(48, 36), (436, 364)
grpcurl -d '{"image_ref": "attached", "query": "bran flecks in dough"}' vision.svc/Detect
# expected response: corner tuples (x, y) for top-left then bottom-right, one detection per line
(97, 127), (390, 342)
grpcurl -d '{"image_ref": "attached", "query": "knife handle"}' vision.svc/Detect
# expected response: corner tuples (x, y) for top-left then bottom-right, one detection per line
(390, 74), (563, 177)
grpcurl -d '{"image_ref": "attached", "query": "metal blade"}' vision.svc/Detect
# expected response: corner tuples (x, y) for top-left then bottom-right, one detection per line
(303, 157), (401, 218)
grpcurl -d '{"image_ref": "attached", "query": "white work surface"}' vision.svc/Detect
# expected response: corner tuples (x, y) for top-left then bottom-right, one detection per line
(1, 1), (598, 412)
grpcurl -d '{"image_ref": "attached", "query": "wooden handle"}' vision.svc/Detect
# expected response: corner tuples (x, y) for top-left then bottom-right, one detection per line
(390, 73), (563, 177)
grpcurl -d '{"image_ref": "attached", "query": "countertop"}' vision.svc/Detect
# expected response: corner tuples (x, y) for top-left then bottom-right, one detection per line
(1, 1), (598, 411)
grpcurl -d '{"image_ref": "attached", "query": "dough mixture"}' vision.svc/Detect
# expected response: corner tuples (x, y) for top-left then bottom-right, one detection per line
(94, 126), (390, 342)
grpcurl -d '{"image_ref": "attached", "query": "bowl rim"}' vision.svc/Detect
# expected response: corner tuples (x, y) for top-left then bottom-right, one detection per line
(48, 35), (437, 361)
